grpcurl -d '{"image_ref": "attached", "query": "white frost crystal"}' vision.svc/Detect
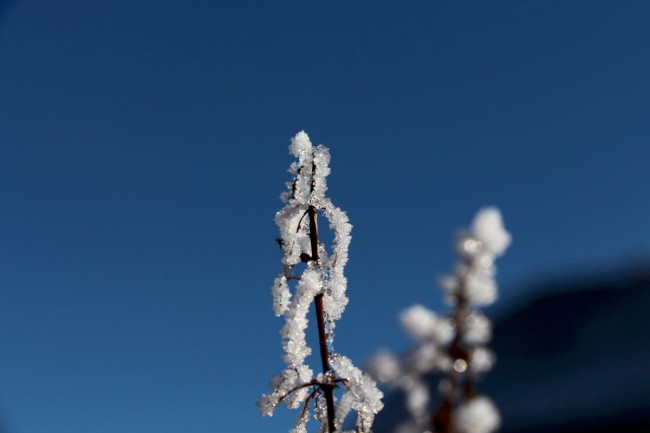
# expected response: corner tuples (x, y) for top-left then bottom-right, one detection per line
(454, 397), (500, 433)
(331, 355), (384, 432)
(272, 275), (291, 316)
(259, 132), (382, 433)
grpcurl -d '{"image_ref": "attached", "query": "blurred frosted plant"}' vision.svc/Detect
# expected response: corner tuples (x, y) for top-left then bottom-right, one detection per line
(258, 132), (383, 433)
(367, 208), (510, 433)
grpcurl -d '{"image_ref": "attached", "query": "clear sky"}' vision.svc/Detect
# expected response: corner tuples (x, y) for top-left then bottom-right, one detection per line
(1, 1), (650, 432)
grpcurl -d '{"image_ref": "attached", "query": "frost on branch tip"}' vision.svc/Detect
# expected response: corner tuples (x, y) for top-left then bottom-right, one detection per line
(259, 131), (382, 433)
(367, 207), (510, 433)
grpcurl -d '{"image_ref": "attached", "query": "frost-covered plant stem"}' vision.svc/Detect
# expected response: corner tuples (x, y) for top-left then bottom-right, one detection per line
(308, 204), (337, 433)
(259, 132), (383, 433)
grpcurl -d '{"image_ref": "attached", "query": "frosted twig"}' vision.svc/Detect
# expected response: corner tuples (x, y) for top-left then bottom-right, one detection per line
(259, 132), (383, 433)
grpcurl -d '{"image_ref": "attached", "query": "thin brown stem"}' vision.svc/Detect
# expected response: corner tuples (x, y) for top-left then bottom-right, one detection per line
(432, 278), (472, 433)
(278, 379), (319, 404)
(307, 206), (319, 261)
(307, 203), (337, 433)
(316, 294), (336, 432)
(433, 398), (453, 433)
(314, 294), (330, 373)
(300, 387), (321, 421)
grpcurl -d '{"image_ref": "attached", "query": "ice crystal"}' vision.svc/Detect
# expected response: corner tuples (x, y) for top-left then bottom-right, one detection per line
(331, 355), (384, 432)
(259, 132), (382, 433)
(272, 275), (292, 317)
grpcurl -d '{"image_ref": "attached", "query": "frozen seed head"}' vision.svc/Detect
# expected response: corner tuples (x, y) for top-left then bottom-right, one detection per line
(470, 348), (495, 374)
(471, 207), (511, 257)
(400, 305), (453, 343)
(464, 271), (498, 306)
(454, 396), (500, 433)
(463, 313), (492, 345)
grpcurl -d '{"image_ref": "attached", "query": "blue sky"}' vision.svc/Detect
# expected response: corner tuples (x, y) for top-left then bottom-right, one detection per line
(1, 1), (650, 432)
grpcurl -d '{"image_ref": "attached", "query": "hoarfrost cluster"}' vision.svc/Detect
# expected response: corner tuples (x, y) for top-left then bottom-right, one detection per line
(367, 208), (511, 433)
(259, 132), (383, 433)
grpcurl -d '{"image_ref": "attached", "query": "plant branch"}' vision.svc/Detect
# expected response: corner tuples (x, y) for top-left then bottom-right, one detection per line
(300, 387), (321, 422)
(278, 379), (320, 404)
(307, 203), (337, 433)
(300, 153), (337, 432)
(432, 275), (472, 433)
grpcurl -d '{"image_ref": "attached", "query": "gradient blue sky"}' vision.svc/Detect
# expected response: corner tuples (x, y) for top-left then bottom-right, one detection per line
(1, 1), (650, 432)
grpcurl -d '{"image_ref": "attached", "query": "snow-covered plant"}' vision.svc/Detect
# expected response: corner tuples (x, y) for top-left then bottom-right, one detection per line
(367, 208), (511, 433)
(259, 131), (383, 433)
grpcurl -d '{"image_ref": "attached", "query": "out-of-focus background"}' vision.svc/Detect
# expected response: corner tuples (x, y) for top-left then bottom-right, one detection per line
(373, 266), (650, 433)
(1, 1), (649, 432)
